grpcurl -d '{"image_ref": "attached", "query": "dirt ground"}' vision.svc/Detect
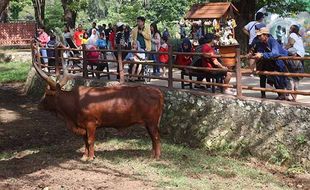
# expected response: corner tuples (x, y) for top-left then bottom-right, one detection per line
(0, 83), (158, 190)
(0, 82), (309, 190)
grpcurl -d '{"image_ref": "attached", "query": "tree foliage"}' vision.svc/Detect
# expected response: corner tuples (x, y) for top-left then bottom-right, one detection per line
(9, 0), (31, 19)
(257, 0), (310, 16)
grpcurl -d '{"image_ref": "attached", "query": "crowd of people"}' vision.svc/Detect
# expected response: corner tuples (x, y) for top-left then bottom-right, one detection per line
(35, 13), (307, 100)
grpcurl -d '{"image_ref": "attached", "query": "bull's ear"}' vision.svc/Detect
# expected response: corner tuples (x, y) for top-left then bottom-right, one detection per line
(56, 83), (61, 91)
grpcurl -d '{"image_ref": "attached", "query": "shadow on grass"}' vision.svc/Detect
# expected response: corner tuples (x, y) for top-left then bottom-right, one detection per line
(0, 84), (290, 189)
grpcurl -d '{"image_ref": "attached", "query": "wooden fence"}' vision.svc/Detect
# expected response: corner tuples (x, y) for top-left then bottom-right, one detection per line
(31, 41), (310, 100)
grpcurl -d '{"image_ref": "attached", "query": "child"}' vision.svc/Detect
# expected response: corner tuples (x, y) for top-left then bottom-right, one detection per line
(124, 41), (145, 81)
(82, 32), (88, 45)
(96, 32), (107, 49)
(158, 36), (169, 77)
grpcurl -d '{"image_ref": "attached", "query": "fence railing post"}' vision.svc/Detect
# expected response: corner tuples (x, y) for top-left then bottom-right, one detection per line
(82, 44), (88, 78)
(117, 45), (125, 84)
(168, 44), (173, 89)
(55, 47), (60, 76)
(236, 47), (242, 98)
(36, 44), (42, 69)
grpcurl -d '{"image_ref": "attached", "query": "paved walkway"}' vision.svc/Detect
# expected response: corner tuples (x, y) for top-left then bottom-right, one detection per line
(105, 60), (310, 105)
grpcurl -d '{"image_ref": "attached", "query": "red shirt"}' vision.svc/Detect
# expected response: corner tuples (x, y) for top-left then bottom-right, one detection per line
(73, 30), (84, 47)
(109, 31), (115, 49)
(158, 46), (169, 64)
(175, 54), (192, 66)
(38, 32), (49, 47)
(201, 44), (216, 68)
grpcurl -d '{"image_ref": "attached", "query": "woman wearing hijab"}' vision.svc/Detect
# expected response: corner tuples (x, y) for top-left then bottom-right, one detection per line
(175, 38), (193, 69)
(87, 28), (99, 47)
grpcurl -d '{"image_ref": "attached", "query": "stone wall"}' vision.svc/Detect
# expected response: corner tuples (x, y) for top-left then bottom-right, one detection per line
(25, 73), (310, 170)
(161, 90), (310, 170)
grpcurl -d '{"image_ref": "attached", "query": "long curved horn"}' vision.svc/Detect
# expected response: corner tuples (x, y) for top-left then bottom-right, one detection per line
(32, 56), (57, 90)
(58, 62), (72, 87)
(58, 69), (71, 87)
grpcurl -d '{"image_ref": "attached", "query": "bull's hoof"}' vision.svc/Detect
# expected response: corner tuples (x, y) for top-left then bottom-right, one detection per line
(150, 154), (161, 160)
(80, 155), (89, 162)
(80, 156), (95, 162)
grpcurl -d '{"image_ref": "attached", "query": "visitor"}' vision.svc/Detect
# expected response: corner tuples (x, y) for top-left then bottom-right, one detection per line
(252, 27), (289, 100)
(73, 24), (84, 48)
(276, 25), (284, 45)
(37, 26), (50, 66)
(179, 21), (186, 39)
(96, 32), (107, 49)
(285, 25), (306, 101)
(81, 32), (89, 45)
(162, 28), (170, 39)
(200, 33), (234, 95)
(150, 22), (161, 75)
(46, 32), (67, 68)
(115, 22), (126, 49)
(243, 12), (265, 46)
(105, 23), (113, 49)
(247, 23), (267, 74)
(88, 22), (99, 36)
(63, 26), (72, 47)
(87, 28), (99, 47)
(95, 32), (108, 79)
(158, 35), (169, 77)
(285, 25), (305, 58)
(175, 38), (193, 69)
(124, 41), (146, 81)
(109, 25), (116, 50)
(124, 25), (131, 50)
(131, 16), (151, 51)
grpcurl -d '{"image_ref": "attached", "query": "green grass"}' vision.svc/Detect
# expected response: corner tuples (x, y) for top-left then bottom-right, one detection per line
(92, 137), (291, 190)
(0, 61), (31, 83)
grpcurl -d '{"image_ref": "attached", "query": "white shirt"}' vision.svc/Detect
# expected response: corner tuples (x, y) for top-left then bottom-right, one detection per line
(289, 33), (305, 57)
(244, 21), (258, 45)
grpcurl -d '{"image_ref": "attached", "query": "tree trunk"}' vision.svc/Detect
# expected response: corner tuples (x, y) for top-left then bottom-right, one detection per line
(0, 0), (10, 16)
(32, 0), (46, 28)
(61, 0), (77, 29)
(0, 7), (9, 23)
(233, 0), (256, 54)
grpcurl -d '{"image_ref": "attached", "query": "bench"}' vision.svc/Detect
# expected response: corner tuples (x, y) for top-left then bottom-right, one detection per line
(181, 69), (225, 93)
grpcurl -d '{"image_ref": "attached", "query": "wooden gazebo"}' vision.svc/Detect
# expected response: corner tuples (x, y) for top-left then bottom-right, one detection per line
(185, 2), (238, 21)
(185, 2), (240, 67)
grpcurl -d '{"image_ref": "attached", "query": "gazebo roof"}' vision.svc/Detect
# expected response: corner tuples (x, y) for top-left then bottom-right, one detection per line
(185, 2), (239, 20)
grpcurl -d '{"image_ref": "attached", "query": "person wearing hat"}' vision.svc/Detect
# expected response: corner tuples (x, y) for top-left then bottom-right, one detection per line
(252, 27), (289, 100)
(243, 12), (265, 46)
(131, 16), (151, 51)
(247, 23), (267, 74)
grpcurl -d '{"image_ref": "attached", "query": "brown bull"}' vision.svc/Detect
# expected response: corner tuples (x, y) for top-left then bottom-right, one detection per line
(33, 62), (164, 161)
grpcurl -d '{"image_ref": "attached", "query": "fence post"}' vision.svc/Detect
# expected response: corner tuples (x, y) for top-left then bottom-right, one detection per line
(117, 45), (125, 84)
(236, 47), (242, 98)
(168, 44), (173, 89)
(82, 44), (88, 78)
(36, 44), (42, 69)
(55, 47), (60, 76)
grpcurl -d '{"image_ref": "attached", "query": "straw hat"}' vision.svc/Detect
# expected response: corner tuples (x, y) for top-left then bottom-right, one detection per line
(256, 27), (270, 36)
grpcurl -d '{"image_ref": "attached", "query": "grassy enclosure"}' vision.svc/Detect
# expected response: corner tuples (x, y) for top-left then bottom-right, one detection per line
(0, 61), (31, 83)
